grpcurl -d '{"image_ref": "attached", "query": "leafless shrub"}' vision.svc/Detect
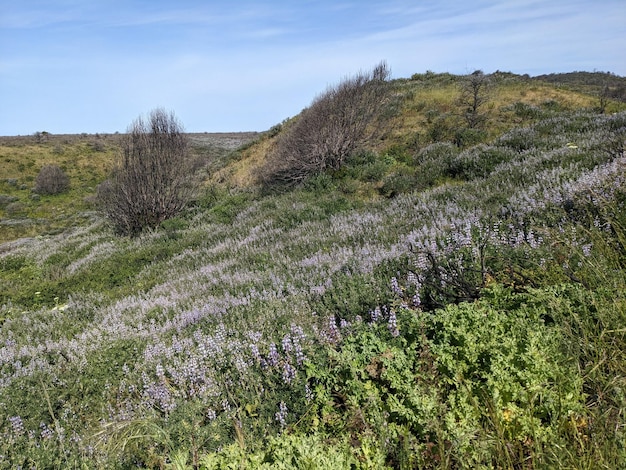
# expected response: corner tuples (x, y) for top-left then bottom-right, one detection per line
(97, 108), (196, 236)
(33, 164), (70, 195)
(260, 62), (392, 186)
(458, 70), (491, 129)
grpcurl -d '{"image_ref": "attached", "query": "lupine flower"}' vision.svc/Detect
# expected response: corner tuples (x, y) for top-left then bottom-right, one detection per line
(275, 401), (288, 428)
(388, 310), (399, 337)
(40, 422), (54, 440)
(282, 362), (297, 384)
(391, 277), (403, 296)
(370, 306), (382, 323)
(8, 415), (24, 436)
(267, 343), (280, 367)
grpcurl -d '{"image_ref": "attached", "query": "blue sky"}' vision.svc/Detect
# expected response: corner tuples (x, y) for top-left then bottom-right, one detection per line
(1, 0), (624, 135)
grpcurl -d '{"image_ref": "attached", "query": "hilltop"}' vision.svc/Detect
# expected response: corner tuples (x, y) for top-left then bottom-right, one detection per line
(216, 70), (626, 188)
(1, 70), (625, 468)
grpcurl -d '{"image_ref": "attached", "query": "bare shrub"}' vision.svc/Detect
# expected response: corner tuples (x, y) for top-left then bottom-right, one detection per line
(97, 109), (196, 236)
(260, 62), (391, 186)
(458, 70), (491, 129)
(33, 164), (70, 195)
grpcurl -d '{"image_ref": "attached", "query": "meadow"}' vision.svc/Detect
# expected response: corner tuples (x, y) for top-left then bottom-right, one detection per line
(1, 72), (626, 468)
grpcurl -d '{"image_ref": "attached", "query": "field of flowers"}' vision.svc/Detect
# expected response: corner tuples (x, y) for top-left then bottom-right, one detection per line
(1, 98), (626, 466)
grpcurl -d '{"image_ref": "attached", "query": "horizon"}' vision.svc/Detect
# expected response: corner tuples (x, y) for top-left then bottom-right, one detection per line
(1, 0), (625, 136)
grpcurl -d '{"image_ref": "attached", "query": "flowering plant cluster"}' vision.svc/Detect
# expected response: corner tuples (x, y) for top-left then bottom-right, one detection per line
(0, 110), (625, 467)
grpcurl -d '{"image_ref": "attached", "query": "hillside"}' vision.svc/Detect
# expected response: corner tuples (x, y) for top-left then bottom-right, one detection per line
(1, 71), (626, 468)
(0, 132), (259, 244)
(219, 70), (626, 189)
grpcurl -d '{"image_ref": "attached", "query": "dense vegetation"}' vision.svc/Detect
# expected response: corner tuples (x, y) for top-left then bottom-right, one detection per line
(1, 71), (626, 468)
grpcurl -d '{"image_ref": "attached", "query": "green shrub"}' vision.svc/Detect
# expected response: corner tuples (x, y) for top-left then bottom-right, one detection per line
(305, 283), (588, 468)
(414, 141), (459, 184)
(380, 171), (416, 197)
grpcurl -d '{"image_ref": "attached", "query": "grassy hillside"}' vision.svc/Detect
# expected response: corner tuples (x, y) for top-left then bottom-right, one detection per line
(220, 71), (624, 189)
(1, 72), (626, 468)
(0, 132), (259, 244)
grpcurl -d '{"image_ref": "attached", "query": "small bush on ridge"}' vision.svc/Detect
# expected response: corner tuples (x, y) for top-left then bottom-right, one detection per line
(260, 62), (391, 187)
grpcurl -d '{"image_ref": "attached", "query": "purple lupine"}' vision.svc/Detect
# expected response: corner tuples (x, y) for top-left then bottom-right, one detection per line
(275, 401), (288, 428)
(324, 316), (341, 344)
(289, 328), (306, 365)
(282, 361), (297, 384)
(305, 383), (313, 402)
(391, 277), (403, 297)
(8, 415), (24, 436)
(267, 343), (280, 367)
(388, 309), (399, 337)
(40, 422), (54, 440)
(281, 334), (293, 354)
(370, 306), (382, 323)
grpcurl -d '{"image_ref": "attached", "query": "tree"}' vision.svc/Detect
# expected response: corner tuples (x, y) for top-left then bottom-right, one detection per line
(260, 62), (391, 186)
(97, 109), (196, 236)
(458, 70), (491, 129)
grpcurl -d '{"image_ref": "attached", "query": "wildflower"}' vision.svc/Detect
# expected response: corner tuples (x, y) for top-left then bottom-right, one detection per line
(305, 383), (313, 402)
(390, 277), (403, 296)
(40, 422), (54, 440)
(8, 416), (24, 436)
(370, 306), (382, 323)
(282, 362), (297, 384)
(275, 401), (288, 428)
(387, 309), (399, 337)
(267, 343), (280, 367)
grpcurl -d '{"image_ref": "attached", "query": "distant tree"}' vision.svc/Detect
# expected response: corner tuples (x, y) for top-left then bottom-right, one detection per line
(33, 164), (70, 195)
(97, 109), (196, 236)
(260, 62), (392, 186)
(458, 70), (491, 129)
(597, 85), (611, 113)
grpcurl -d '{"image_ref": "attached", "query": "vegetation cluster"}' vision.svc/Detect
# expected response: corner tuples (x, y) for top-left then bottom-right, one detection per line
(0, 69), (626, 468)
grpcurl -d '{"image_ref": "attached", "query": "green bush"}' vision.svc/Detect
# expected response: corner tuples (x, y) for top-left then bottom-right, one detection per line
(304, 283), (588, 468)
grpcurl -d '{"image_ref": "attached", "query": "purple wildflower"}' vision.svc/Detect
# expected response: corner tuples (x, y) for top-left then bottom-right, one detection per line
(275, 401), (288, 428)
(388, 309), (399, 337)
(8, 416), (24, 436)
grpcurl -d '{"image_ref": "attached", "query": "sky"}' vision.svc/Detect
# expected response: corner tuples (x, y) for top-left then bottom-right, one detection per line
(1, 0), (624, 135)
